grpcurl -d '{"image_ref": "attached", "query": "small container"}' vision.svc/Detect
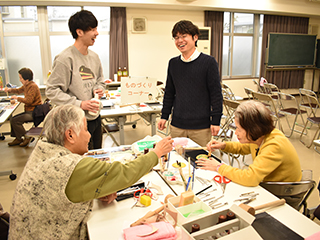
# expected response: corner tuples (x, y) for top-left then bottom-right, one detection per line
(88, 94), (100, 116)
(226, 211), (236, 221)
(217, 214), (227, 224)
(191, 223), (200, 233)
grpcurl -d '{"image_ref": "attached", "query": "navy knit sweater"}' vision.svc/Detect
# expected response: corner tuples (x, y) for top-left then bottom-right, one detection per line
(161, 53), (223, 129)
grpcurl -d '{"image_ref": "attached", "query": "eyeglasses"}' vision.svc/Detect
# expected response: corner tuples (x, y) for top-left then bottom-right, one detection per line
(173, 34), (188, 41)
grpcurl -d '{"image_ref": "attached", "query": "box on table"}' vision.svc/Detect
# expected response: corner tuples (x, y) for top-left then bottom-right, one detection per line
(167, 195), (212, 225)
(180, 204), (263, 240)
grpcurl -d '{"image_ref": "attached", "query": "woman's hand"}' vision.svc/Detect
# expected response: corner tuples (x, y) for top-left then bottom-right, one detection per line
(207, 139), (226, 152)
(153, 136), (173, 158)
(11, 95), (18, 100)
(4, 87), (10, 93)
(98, 192), (117, 204)
(196, 157), (221, 172)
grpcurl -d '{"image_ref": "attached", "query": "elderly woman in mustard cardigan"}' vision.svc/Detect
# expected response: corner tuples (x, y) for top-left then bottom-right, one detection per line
(196, 100), (302, 187)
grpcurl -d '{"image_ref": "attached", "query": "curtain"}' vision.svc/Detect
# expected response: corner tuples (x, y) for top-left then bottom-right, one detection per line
(109, 7), (128, 79)
(204, 11), (224, 81)
(260, 15), (309, 89)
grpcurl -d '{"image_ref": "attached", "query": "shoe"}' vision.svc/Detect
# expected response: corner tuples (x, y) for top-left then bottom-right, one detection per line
(8, 138), (23, 146)
(19, 137), (33, 147)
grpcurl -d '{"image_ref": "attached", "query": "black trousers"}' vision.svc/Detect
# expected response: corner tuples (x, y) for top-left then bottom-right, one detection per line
(87, 115), (102, 150)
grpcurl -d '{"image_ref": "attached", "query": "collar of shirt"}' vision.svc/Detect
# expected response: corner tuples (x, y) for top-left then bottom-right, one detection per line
(181, 49), (200, 62)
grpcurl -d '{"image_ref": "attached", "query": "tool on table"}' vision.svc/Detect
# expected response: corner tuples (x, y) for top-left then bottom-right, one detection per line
(208, 195), (224, 205)
(210, 202), (228, 209)
(195, 185), (212, 196)
(239, 198), (286, 216)
(196, 176), (212, 186)
(213, 175), (231, 193)
(133, 187), (153, 199)
(130, 194), (175, 227)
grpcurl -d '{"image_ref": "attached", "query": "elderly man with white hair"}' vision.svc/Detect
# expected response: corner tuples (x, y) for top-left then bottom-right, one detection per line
(9, 104), (173, 240)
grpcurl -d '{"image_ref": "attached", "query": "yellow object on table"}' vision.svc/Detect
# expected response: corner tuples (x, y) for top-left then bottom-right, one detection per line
(140, 195), (151, 207)
(172, 162), (186, 168)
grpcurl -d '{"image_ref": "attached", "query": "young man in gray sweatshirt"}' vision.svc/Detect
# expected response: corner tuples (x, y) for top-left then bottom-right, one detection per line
(46, 10), (106, 150)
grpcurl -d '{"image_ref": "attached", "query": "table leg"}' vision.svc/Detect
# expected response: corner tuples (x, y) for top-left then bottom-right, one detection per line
(119, 116), (125, 145)
(151, 113), (156, 136)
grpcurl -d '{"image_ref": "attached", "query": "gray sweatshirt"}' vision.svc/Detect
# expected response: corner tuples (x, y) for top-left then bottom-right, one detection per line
(46, 45), (106, 121)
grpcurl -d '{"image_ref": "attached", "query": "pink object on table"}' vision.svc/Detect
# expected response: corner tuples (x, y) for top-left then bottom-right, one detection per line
(123, 221), (177, 240)
(172, 137), (188, 147)
(305, 230), (320, 240)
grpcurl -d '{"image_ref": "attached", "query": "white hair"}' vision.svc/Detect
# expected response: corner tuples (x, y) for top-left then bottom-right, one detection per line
(43, 104), (85, 146)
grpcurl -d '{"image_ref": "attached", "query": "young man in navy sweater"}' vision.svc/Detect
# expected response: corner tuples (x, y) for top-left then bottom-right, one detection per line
(158, 20), (223, 146)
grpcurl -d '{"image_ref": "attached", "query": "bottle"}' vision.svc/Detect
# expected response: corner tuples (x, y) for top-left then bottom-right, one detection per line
(0, 73), (3, 89)
(117, 67), (122, 82)
(88, 93), (100, 116)
(122, 67), (128, 77)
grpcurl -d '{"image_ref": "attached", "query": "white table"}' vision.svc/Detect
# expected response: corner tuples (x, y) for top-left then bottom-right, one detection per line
(87, 147), (320, 239)
(100, 98), (162, 145)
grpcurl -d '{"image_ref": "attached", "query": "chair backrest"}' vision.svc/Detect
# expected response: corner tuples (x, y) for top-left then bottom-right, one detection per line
(244, 87), (254, 99)
(252, 91), (280, 126)
(222, 83), (236, 100)
(264, 83), (280, 94)
(277, 92), (300, 112)
(305, 94), (320, 118)
(252, 79), (267, 93)
(32, 99), (52, 127)
(260, 180), (316, 213)
(298, 88), (318, 112)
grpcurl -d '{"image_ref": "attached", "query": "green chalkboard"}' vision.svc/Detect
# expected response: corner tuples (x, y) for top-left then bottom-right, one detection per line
(267, 33), (317, 67)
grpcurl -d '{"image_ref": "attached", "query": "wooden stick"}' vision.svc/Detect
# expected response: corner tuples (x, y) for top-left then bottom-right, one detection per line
(130, 204), (166, 227)
(184, 147), (207, 150)
(208, 135), (214, 157)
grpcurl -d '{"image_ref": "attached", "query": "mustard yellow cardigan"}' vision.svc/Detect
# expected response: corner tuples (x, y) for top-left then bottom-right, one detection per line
(218, 129), (302, 187)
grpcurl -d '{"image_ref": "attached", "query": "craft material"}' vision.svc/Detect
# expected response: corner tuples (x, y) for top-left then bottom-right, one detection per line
(183, 209), (206, 218)
(196, 154), (209, 159)
(195, 185), (212, 196)
(186, 176), (192, 191)
(172, 162), (186, 168)
(149, 182), (163, 195)
(239, 198), (286, 216)
(178, 191), (195, 207)
(136, 224), (158, 237)
(130, 194), (174, 227)
(208, 195), (224, 205)
(226, 211), (236, 220)
(218, 214), (227, 224)
(140, 195), (152, 207)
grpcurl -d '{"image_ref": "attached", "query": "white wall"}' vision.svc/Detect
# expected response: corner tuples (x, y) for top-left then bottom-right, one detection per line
(126, 8), (204, 82)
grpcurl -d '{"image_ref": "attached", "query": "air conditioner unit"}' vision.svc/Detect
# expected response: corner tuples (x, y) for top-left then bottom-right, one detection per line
(197, 27), (211, 55)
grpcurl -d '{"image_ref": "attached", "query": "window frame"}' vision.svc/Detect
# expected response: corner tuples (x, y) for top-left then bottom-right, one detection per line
(222, 12), (262, 79)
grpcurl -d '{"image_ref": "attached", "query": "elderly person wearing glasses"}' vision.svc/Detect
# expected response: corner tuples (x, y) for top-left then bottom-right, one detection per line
(9, 104), (173, 240)
(196, 100), (302, 187)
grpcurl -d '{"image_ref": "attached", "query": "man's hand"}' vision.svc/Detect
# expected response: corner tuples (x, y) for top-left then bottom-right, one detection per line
(210, 125), (220, 136)
(157, 119), (167, 131)
(94, 89), (104, 99)
(11, 95), (18, 100)
(98, 192), (117, 204)
(80, 99), (100, 112)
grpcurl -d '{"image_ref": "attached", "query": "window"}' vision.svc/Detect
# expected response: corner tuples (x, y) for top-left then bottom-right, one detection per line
(1, 6), (42, 86)
(0, 6), (110, 85)
(222, 12), (263, 78)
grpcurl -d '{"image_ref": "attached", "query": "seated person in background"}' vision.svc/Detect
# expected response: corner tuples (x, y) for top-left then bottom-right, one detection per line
(9, 104), (173, 240)
(196, 100), (302, 187)
(4, 67), (42, 147)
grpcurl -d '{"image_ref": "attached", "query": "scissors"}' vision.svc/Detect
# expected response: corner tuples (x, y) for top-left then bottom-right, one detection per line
(213, 175), (231, 193)
(133, 188), (153, 199)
